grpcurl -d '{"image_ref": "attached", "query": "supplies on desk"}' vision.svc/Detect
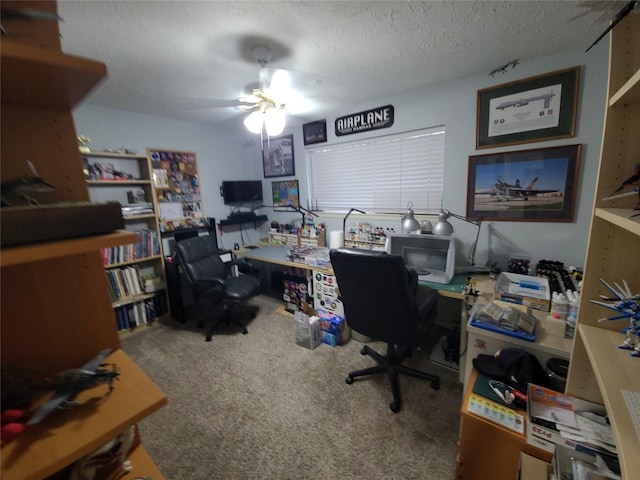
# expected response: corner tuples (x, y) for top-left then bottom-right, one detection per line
(526, 383), (619, 476)
(294, 311), (321, 350)
(494, 272), (551, 312)
(470, 300), (537, 342)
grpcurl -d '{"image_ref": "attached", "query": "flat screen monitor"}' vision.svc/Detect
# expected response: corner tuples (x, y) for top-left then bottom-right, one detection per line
(221, 180), (263, 206)
(272, 179), (300, 209)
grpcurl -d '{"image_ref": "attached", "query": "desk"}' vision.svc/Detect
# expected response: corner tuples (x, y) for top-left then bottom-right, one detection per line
(237, 245), (333, 274)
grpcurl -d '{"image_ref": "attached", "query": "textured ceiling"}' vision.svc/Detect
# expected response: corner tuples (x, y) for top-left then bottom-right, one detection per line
(56, 1), (624, 130)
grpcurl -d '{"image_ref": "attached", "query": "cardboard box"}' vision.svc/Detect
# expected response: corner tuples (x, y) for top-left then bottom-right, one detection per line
(518, 452), (552, 480)
(494, 272), (551, 312)
(526, 384), (608, 455)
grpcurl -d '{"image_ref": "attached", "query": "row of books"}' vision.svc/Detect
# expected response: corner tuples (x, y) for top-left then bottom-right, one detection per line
(121, 202), (154, 217)
(101, 229), (160, 266)
(114, 293), (166, 331)
(106, 265), (145, 301)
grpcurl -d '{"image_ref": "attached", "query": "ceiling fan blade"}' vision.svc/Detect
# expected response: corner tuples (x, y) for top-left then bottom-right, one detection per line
(197, 98), (254, 109)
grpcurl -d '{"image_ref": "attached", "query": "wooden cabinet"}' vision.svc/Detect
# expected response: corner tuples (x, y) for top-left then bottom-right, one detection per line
(456, 370), (552, 480)
(565, 14), (640, 480)
(0, 2), (166, 478)
(85, 151), (170, 331)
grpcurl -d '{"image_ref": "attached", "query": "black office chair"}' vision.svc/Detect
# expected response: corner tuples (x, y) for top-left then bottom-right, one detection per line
(174, 235), (262, 341)
(329, 248), (440, 413)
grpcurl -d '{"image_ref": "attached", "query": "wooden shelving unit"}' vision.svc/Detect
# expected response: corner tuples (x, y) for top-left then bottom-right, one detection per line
(565, 14), (640, 480)
(0, 2), (167, 478)
(84, 151), (170, 329)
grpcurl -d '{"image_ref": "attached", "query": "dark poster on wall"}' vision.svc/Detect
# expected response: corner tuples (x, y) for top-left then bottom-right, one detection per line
(335, 104), (394, 136)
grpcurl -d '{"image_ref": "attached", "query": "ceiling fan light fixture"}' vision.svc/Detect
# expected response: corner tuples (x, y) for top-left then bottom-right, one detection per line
(243, 110), (264, 134)
(264, 108), (285, 136)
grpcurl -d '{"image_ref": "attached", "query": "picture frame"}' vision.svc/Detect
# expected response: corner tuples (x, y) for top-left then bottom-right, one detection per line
(466, 144), (581, 222)
(263, 134), (295, 178)
(303, 120), (327, 145)
(476, 66), (579, 149)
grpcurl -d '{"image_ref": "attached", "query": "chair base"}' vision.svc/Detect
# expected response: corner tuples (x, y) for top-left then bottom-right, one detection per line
(204, 304), (259, 342)
(345, 343), (440, 413)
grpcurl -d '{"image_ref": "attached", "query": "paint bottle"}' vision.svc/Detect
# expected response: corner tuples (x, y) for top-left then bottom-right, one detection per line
(565, 290), (579, 339)
(551, 292), (569, 321)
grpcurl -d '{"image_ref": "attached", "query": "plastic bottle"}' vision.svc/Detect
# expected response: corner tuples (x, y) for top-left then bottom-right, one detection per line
(551, 292), (569, 321)
(565, 290), (579, 339)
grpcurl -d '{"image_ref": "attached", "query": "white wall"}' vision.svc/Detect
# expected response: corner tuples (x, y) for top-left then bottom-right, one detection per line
(74, 45), (608, 270)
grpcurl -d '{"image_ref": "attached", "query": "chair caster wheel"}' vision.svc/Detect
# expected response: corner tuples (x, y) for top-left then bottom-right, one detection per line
(205, 336), (212, 342)
(431, 380), (440, 390)
(241, 328), (248, 334)
(346, 375), (354, 385)
(360, 347), (367, 355)
(389, 401), (400, 413)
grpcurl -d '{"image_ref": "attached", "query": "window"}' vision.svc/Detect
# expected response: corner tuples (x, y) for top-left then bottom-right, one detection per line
(307, 126), (445, 214)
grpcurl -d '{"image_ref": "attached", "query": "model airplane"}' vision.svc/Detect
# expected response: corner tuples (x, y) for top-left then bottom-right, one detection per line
(1, 160), (56, 207)
(591, 278), (640, 357)
(481, 176), (561, 202)
(495, 91), (555, 110)
(489, 59), (519, 77)
(26, 348), (119, 425)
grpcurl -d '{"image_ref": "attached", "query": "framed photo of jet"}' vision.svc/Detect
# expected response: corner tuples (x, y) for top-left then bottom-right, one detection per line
(466, 144), (581, 222)
(476, 66), (579, 149)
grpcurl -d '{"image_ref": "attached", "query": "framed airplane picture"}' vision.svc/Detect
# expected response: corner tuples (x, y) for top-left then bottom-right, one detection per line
(466, 144), (581, 222)
(476, 66), (579, 149)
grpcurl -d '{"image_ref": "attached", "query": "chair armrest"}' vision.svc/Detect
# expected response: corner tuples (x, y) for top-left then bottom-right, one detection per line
(228, 258), (260, 276)
(195, 277), (226, 290)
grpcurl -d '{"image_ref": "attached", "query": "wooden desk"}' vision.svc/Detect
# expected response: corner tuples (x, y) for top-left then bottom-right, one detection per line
(456, 369), (552, 480)
(237, 245), (333, 275)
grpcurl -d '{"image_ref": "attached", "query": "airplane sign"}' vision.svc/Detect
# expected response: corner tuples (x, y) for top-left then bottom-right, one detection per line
(487, 176), (561, 202)
(26, 348), (119, 425)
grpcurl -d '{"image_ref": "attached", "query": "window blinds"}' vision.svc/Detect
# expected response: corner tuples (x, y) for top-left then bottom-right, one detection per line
(307, 126), (445, 214)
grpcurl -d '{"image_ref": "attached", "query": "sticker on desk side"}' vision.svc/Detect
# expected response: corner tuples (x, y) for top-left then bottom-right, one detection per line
(467, 393), (525, 434)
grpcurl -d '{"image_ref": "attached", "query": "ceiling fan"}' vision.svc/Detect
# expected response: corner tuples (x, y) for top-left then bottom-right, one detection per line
(236, 44), (296, 136)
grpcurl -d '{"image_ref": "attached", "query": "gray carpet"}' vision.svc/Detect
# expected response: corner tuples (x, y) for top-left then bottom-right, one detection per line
(121, 294), (463, 479)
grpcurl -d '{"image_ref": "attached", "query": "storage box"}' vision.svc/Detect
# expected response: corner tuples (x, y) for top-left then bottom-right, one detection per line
(526, 383), (608, 455)
(518, 452), (552, 480)
(317, 313), (346, 346)
(494, 272), (551, 312)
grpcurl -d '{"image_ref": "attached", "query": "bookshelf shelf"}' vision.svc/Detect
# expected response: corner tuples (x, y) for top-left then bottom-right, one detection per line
(85, 151), (170, 330)
(0, 350), (167, 480)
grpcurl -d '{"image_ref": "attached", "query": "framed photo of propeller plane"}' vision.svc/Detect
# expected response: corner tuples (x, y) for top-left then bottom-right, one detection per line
(466, 144), (581, 222)
(263, 134), (295, 178)
(476, 66), (579, 149)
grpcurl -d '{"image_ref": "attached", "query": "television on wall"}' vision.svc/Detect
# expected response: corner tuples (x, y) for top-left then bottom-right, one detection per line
(272, 179), (300, 209)
(221, 180), (263, 206)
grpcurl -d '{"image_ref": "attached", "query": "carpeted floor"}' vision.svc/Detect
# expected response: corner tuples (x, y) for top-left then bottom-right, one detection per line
(121, 294), (463, 479)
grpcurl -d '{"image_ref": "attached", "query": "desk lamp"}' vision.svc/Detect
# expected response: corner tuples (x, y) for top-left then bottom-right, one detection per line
(342, 208), (366, 238)
(433, 209), (486, 271)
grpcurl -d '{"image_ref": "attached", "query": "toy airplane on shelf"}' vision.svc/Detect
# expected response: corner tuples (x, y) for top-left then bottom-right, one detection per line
(591, 278), (640, 357)
(2, 348), (119, 444)
(26, 348), (119, 425)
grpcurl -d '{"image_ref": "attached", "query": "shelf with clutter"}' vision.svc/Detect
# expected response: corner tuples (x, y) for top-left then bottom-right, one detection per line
(267, 219), (326, 248)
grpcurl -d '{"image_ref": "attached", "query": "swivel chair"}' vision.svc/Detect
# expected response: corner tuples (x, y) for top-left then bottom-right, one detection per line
(174, 235), (262, 341)
(329, 248), (440, 413)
